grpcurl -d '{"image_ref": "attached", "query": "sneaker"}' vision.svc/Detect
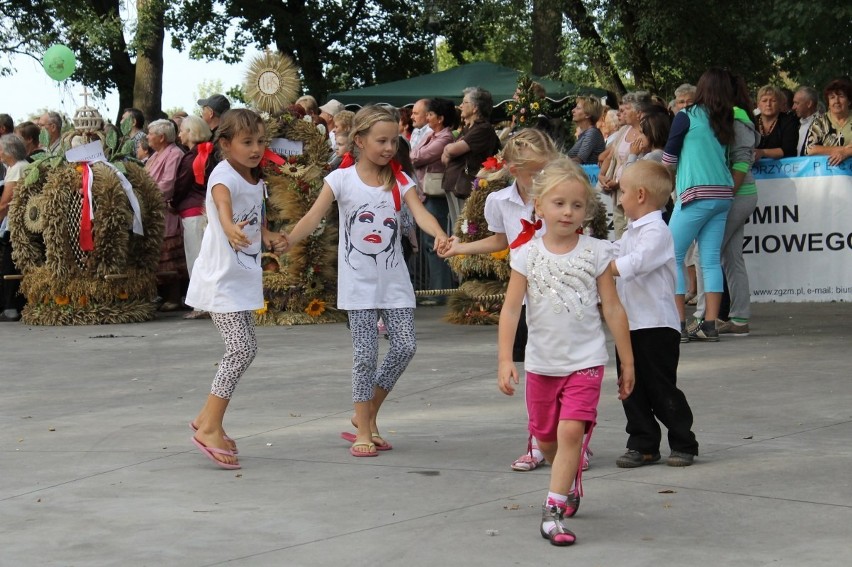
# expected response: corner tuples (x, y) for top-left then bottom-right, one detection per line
(564, 491), (580, 518)
(717, 319), (750, 336)
(511, 452), (546, 471)
(686, 318), (702, 334)
(581, 447), (592, 471)
(540, 502), (576, 546)
(616, 449), (661, 468)
(667, 451), (695, 467)
(688, 319), (719, 342)
(680, 322), (690, 343)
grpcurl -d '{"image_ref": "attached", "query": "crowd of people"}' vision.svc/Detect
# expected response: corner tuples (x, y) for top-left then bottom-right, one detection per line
(1, 70), (850, 548)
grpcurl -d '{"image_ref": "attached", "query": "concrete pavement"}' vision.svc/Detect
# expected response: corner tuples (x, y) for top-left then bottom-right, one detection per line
(1, 302), (851, 566)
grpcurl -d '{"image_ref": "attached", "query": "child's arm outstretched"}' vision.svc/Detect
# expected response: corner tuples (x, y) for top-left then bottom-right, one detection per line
(438, 232), (509, 258)
(212, 184), (251, 250)
(281, 182), (336, 249)
(496, 269), (526, 396)
(596, 265), (635, 400)
(403, 189), (449, 251)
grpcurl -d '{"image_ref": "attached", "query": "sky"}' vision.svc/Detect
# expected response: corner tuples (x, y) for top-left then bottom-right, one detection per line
(0, 34), (260, 125)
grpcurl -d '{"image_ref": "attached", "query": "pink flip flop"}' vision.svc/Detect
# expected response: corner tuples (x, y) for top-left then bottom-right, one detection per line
(340, 431), (392, 451)
(190, 422), (238, 454)
(349, 442), (378, 457)
(191, 436), (241, 470)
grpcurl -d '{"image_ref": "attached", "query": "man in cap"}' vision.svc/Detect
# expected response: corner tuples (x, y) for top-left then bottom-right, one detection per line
(197, 94), (231, 135)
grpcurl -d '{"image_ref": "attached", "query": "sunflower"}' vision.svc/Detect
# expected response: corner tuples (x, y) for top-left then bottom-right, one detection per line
(305, 298), (326, 317)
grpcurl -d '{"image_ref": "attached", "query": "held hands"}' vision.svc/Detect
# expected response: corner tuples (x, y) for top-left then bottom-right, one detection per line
(432, 232), (450, 255)
(617, 363), (635, 400)
(497, 360), (519, 396)
(598, 173), (617, 193)
(436, 235), (460, 258)
(262, 228), (289, 255)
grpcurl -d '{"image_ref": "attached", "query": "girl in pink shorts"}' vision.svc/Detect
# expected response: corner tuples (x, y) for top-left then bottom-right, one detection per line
(497, 156), (635, 546)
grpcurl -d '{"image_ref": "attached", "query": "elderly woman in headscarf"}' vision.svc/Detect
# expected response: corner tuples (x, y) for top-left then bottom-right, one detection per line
(145, 119), (187, 311)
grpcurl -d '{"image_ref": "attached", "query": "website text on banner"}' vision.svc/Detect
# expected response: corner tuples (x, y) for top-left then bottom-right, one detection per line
(582, 156), (852, 303)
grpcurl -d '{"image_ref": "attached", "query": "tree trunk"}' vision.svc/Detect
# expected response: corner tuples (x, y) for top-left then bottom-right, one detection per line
(86, 0), (135, 123)
(613, 0), (656, 92)
(562, 0), (627, 96)
(133, 0), (165, 121)
(532, 0), (563, 77)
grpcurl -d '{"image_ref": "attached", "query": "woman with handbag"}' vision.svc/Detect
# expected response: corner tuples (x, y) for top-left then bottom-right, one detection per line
(411, 98), (459, 301)
(442, 87), (502, 232)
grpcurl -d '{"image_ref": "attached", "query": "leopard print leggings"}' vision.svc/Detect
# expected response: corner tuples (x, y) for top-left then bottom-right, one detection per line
(209, 311), (258, 399)
(348, 308), (416, 403)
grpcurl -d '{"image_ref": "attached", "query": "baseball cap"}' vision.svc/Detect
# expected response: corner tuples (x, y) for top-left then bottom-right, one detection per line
(197, 94), (231, 116)
(319, 99), (345, 117)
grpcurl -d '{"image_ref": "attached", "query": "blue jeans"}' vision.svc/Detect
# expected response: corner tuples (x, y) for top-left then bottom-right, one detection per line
(669, 198), (731, 294)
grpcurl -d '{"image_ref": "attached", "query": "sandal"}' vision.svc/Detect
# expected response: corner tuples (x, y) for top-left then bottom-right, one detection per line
(349, 442), (378, 457)
(540, 503), (576, 546)
(511, 452), (545, 471)
(564, 491), (580, 518)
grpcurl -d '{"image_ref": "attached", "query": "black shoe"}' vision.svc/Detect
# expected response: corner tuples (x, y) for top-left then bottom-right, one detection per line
(667, 451), (695, 467)
(0, 312), (21, 322)
(616, 449), (661, 468)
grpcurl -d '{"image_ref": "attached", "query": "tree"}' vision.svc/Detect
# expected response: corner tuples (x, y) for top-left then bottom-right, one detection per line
(133, 0), (167, 119)
(169, 0), (435, 101)
(531, 0), (563, 77)
(765, 0), (852, 90)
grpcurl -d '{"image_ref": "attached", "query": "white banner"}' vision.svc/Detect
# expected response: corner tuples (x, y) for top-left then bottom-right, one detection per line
(583, 156), (852, 303)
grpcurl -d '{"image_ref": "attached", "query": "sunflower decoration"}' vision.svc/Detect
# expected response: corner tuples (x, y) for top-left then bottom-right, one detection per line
(505, 75), (550, 128)
(253, 106), (345, 326)
(10, 112), (164, 325)
(304, 298), (326, 318)
(244, 50), (301, 113)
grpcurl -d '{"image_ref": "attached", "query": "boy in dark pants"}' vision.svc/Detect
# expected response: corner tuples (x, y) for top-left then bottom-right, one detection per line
(609, 161), (698, 467)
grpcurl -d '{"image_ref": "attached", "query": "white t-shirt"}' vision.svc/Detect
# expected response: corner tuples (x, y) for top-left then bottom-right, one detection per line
(612, 211), (680, 332)
(185, 160), (265, 312)
(511, 235), (613, 376)
(484, 182), (543, 250)
(326, 166), (416, 310)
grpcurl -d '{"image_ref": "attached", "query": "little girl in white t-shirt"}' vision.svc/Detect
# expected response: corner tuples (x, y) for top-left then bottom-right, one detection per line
(284, 105), (448, 457)
(498, 156), (634, 546)
(186, 109), (286, 470)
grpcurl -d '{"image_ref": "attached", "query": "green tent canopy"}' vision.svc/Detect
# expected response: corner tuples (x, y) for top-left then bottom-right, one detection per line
(328, 62), (608, 108)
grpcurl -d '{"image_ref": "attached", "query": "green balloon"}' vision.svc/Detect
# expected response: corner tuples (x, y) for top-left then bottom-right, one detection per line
(42, 44), (77, 81)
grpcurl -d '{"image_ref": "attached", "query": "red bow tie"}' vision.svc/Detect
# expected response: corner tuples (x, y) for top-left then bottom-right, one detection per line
(510, 218), (542, 249)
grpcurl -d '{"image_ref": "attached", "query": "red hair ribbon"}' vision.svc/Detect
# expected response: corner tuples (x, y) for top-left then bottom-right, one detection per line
(260, 148), (286, 168)
(509, 218), (542, 249)
(339, 153), (406, 212)
(79, 163), (94, 252)
(192, 142), (213, 186)
(339, 151), (355, 169)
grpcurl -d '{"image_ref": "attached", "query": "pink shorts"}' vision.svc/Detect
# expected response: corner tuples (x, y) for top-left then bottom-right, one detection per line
(526, 366), (604, 442)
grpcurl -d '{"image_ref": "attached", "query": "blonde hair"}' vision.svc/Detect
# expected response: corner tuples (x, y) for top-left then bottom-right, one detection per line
(576, 95), (604, 123)
(532, 156), (597, 221)
(334, 110), (355, 134)
(479, 128), (558, 182)
(351, 105), (400, 192)
(757, 85), (785, 103)
(180, 115), (212, 145)
(620, 160), (672, 208)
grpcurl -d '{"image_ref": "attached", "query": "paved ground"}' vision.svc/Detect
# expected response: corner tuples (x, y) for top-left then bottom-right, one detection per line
(2, 302), (851, 566)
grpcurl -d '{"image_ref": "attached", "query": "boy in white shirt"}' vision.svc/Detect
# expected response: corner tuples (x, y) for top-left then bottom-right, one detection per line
(609, 161), (698, 467)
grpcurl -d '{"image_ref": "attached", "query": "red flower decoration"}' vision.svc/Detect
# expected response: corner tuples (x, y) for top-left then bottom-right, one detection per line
(482, 155), (504, 171)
